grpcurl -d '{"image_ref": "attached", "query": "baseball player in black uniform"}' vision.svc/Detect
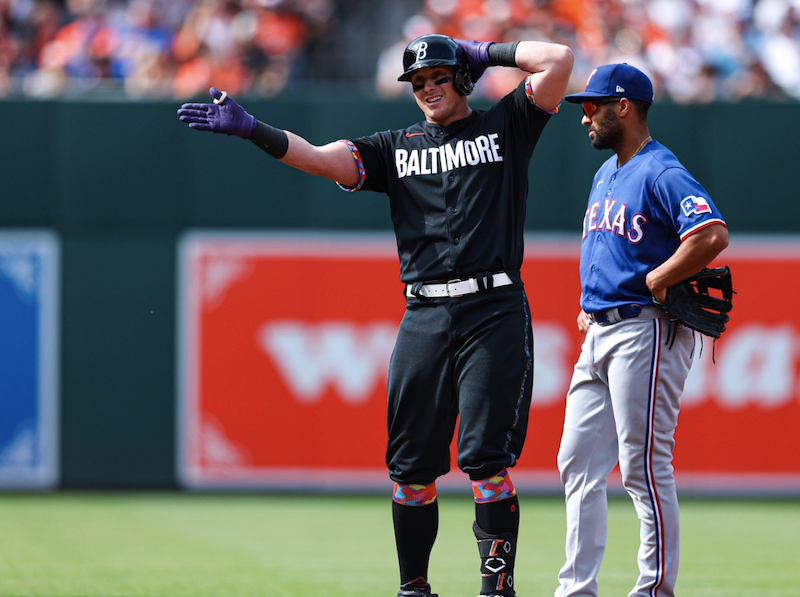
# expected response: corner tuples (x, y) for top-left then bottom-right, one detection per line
(178, 34), (573, 597)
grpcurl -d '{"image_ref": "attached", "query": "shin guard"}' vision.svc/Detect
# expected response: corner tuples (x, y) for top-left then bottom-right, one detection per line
(473, 521), (516, 597)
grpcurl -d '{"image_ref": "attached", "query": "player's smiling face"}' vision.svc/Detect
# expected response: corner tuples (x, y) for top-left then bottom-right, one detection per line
(409, 65), (470, 126)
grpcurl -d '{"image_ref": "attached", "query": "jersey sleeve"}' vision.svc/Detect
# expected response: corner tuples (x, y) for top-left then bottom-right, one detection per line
(653, 167), (726, 241)
(334, 139), (366, 192)
(334, 133), (391, 194)
(524, 74), (560, 115)
(502, 77), (553, 156)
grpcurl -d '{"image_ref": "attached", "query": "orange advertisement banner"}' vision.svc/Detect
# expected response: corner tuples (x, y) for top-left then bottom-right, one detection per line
(177, 233), (800, 494)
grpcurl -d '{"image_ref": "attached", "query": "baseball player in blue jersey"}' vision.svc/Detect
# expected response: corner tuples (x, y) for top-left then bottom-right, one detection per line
(554, 64), (729, 597)
(178, 34), (573, 597)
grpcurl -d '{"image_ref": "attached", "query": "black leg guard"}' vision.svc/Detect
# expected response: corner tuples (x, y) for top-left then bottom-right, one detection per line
(473, 521), (516, 597)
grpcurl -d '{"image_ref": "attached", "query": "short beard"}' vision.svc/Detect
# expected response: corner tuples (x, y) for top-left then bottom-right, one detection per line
(590, 109), (623, 151)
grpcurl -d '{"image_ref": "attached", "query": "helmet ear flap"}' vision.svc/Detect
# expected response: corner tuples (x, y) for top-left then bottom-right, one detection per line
(452, 45), (474, 95)
(454, 65), (474, 96)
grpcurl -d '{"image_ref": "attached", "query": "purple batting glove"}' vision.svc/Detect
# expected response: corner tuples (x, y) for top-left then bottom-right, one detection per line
(454, 39), (493, 82)
(177, 87), (258, 139)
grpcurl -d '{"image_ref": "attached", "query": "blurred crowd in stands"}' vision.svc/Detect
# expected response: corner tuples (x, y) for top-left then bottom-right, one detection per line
(379, 0), (795, 102)
(0, 0), (798, 102)
(0, 0), (335, 98)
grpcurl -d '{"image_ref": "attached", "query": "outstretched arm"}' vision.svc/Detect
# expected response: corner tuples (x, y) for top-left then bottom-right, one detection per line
(177, 87), (359, 188)
(280, 131), (359, 187)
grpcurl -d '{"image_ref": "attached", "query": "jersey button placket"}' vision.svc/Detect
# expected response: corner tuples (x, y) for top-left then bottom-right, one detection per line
(443, 162), (462, 265)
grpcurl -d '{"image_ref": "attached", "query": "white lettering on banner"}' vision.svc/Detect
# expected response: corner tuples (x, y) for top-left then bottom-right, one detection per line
(684, 323), (798, 409)
(257, 320), (800, 411)
(533, 321), (800, 411)
(257, 320), (398, 404)
(202, 256), (253, 308)
(530, 322), (572, 406)
(200, 416), (250, 466)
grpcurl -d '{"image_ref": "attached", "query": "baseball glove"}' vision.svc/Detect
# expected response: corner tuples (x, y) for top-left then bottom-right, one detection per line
(652, 266), (734, 340)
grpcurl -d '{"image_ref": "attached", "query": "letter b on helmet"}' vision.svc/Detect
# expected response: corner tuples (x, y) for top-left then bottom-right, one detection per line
(398, 34), (474, 96)
(415, 41), (428, 61)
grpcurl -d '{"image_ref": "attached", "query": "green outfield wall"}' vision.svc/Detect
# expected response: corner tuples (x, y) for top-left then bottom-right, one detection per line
(0, 98), (794, 488)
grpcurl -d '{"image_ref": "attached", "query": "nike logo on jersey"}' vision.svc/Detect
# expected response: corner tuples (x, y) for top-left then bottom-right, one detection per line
(583, 198), (647, 243)
(395, 133), (503, 178)
(405, 132), (425, 138)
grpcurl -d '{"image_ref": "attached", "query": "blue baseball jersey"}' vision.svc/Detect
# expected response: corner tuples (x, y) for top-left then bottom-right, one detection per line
(580, 140), (726, 312)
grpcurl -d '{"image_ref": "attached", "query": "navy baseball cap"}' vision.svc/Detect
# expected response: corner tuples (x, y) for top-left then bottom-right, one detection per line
(564, 63), (654, 104)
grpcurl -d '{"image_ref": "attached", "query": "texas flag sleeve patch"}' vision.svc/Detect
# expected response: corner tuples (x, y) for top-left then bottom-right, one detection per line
(681, 195), (712, 216)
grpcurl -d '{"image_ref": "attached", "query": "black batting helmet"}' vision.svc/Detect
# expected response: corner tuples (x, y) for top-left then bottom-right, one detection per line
(398, 34), (474, 96)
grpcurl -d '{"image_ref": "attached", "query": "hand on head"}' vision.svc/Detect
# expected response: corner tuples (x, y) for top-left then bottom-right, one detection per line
(453, 39), (493, 82)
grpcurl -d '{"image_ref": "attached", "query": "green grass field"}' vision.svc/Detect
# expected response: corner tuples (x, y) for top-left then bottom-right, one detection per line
(0, 492), (797, 597)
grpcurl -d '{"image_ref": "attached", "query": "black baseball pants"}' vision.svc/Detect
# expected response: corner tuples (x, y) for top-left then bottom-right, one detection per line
(386, 284), (534, 484)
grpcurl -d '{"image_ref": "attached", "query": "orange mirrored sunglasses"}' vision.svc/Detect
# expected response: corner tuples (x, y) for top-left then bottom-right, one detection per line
(581, 98), (622, 117)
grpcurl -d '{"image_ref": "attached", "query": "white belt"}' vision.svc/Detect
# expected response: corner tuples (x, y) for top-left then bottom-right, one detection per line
(407, 272), (513, 298)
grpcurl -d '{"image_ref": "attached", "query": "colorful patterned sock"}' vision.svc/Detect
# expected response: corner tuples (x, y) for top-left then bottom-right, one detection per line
(393, 482), (438, 506)
(471, 469), (516, 503)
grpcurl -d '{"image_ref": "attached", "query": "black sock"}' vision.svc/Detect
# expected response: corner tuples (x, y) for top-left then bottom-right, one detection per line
(393, 499), (439, 587)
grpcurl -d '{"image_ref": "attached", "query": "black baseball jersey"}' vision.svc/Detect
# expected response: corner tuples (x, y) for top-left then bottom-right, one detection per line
(338, 79), (552, 283)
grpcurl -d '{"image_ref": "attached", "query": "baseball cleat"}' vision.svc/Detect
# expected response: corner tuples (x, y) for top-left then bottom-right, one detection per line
(397, 586), (438, 597)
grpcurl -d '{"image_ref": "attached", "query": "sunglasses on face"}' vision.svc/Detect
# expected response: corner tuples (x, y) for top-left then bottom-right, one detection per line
(581, 98), (622, 117)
